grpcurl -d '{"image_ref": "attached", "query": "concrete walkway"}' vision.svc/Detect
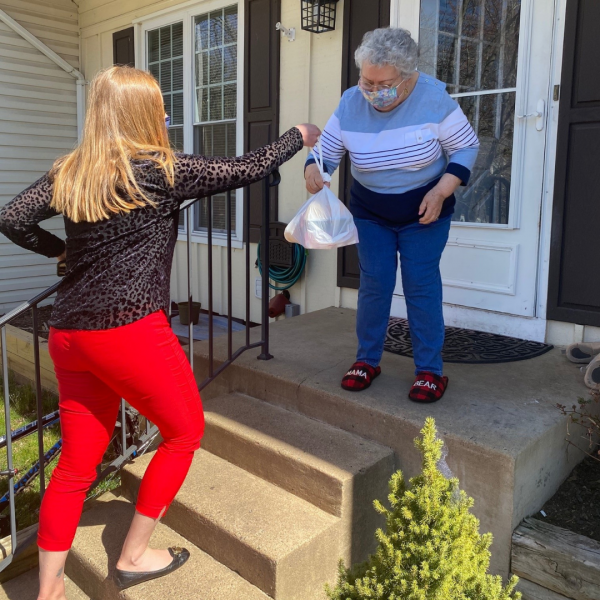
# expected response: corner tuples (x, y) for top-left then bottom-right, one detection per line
(0, 569), (88, 599)
(191, 307), (591, 578)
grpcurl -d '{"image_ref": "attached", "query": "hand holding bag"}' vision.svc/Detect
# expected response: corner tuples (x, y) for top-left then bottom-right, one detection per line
(284, 140), (359, 249)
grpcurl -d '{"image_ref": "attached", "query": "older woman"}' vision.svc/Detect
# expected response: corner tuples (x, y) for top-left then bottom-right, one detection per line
(305, 28), (479, 403)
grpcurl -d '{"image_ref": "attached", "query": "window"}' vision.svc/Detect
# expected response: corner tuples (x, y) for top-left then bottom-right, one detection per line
(144, 2), (241, 240)
(148, 23), (184, 151)
(419, 0), (521, 224)
(194, 7), (238, 233)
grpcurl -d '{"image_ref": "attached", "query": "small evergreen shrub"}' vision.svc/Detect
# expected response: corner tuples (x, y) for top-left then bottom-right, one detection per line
(326, 418), (521, 600)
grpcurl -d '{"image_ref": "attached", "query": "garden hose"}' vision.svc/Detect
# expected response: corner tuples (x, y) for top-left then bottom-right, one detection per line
(256, 241), (307, 291)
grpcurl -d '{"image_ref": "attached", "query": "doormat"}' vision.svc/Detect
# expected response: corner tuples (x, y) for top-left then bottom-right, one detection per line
(384, 318), (553, 364)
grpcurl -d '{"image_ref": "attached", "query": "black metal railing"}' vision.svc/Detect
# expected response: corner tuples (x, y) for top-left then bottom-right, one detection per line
(0, 170), (278, 571)
(181, 170), (278, 388)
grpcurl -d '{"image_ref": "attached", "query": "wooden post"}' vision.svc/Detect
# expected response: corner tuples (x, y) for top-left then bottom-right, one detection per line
(512, 518), (600, 600)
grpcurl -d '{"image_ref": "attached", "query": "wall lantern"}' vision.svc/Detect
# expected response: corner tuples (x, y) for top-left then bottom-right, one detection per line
(301, 0), (340, 34)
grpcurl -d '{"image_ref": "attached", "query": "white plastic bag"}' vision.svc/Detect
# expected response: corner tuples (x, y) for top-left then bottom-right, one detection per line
(284, 141), (359, 250)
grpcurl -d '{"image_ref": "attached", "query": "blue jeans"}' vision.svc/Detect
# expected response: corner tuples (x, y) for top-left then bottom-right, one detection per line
(355, 216), (451, 376)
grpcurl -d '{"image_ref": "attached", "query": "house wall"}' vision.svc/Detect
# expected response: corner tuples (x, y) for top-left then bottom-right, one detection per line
(0, 0), (79, 310)
(546, 321), (600, 345)
(77, 0), (597, 346)
(78, 0), (344, 324)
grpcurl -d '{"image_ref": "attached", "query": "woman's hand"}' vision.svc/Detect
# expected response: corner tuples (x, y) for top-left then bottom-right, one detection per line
(305, 163), (330, 194)
(57, 250), (66, 262)
(295, 124), (321, 148)
(418, 188), (446, 224)
(419, 173), (462, 224)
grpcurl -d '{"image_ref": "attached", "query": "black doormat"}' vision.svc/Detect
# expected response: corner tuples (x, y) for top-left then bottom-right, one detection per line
(384, 317), (554, 364)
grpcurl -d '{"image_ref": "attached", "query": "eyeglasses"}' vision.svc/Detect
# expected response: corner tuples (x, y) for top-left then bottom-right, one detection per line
(165, 115), (171, 128)
(358, 76), (405, 92)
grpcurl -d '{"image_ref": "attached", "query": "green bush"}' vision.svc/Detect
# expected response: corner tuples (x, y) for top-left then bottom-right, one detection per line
(326, 418), (521, 600)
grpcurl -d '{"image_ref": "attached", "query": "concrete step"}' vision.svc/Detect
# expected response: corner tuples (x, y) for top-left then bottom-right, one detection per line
(0, 568), (89, 600)
(202, 392), (394, 561)
(66, 493), (271, 600)
(121, 449), (340, 600)
(190, 307), (592, 579)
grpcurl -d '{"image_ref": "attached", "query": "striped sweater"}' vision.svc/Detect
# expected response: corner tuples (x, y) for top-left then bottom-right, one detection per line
(307, 73), (480, 225)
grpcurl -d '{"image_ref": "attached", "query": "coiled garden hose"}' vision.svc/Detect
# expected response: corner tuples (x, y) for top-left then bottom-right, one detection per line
(256, 241), (307, 291)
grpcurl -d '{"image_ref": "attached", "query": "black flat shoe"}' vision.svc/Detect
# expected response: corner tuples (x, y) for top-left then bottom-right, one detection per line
(115, 547), (190, 590)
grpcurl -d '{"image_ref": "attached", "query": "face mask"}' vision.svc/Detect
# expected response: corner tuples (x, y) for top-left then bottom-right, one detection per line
(165, 115), (171, 128)
(359, 78), (409, 110)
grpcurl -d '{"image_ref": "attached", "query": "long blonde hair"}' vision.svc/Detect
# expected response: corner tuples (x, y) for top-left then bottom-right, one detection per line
(50, 66), (175, 223)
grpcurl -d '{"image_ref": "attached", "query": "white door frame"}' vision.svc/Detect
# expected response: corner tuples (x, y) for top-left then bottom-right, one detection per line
(388, 0), (566, 342)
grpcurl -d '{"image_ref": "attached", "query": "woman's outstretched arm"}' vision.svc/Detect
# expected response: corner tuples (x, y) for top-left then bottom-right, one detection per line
(172, 125), (319, 202)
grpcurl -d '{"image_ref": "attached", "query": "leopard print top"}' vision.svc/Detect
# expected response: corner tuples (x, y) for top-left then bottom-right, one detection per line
(0, 127), (304, 330)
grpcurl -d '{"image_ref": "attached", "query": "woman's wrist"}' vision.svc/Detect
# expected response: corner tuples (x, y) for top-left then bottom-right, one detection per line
(429, 186), (450, 202)
(433, 174), (461, 199)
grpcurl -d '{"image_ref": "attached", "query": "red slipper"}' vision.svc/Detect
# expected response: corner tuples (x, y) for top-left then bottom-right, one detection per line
(341, 361), (381, 392)
(409, 372), (449, 403)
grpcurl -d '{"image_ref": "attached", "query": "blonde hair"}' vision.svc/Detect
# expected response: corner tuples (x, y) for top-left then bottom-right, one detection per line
(50, 66), (175, 223)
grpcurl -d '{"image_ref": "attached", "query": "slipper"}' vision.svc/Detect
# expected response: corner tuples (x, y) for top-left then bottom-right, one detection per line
(584, 354), (600, 390)
(341, 361), (381, 392)
(409, 372), (449, 403)
(566, 342), (600, 364)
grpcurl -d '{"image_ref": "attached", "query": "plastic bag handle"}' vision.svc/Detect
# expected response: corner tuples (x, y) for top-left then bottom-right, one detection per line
(313, 138), (332, 183)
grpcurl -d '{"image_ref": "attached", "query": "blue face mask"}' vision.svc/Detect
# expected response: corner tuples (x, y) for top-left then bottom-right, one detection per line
(165, 115), (171, 128)
(359, 77), (409, 110)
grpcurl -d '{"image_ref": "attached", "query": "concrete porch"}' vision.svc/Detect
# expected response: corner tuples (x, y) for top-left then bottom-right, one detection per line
(192, 307), (590, 580)
(39, 306), (590, 600)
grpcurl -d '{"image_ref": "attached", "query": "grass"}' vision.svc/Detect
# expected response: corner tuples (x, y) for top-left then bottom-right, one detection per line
(0, 375), (121, 534)
(0, 376), (61, 532)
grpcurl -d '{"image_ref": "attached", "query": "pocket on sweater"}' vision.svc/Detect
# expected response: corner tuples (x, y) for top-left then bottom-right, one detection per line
(404, 128), (435, 146)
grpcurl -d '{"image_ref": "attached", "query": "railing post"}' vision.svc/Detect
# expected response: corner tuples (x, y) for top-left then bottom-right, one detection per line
(186, 205), (194, 369)
(120, 399), (127, 458)
(245, 185), (251, 348)
(31, 306), (45, 495)
(1, 327), (17, 558)
(208, 195), (214, 377)
(258, 170), (280, 361)
(226, 190), (233, 361)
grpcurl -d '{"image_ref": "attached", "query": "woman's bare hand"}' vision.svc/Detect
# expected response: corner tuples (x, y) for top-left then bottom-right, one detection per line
(295, 124), (322, 148)
(305, 163), (330, 194)
(418, 174), (461, 224)
(418, 189), (446, 224)
(57, 250), (66, 262)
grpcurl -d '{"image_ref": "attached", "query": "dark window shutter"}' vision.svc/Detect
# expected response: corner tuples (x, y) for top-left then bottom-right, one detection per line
(113, 27), (135, 67)
(337, 0), (390, 289)
(244, 0), (281, 243)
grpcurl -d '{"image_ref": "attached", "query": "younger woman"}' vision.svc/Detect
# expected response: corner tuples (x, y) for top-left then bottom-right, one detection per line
(0, 65), (320, 600)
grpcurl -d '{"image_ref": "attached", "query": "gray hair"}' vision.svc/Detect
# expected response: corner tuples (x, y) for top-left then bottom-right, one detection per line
(355, 28), (418, 78)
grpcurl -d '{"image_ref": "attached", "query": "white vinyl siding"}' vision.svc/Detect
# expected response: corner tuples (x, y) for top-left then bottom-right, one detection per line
(0, 0), (79, 311)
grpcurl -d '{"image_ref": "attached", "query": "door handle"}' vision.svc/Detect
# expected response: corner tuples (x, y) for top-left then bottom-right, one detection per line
(516, 99), (546, 131)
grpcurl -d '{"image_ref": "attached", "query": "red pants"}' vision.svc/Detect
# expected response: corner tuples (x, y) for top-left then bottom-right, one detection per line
(38, 311), (204, 552)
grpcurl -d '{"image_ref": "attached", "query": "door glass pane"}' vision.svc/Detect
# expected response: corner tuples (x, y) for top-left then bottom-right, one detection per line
(194, 6), (238, 234)
(419, 0), (521, 224)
